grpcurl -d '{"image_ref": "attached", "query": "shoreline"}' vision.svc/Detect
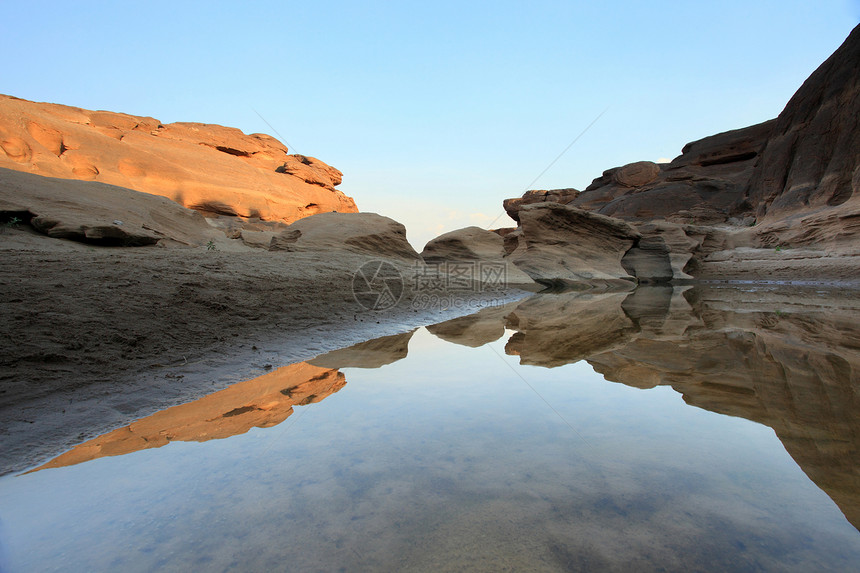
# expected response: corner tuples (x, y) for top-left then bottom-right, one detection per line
(0, 236), (532, 475)
(2, 225), (857, 475)
(11, 278), (860, 479)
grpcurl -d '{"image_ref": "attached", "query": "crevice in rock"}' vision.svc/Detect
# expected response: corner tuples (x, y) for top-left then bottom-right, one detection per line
(215, 145), (251, 157)
(189, 201), (238, 217)
(197, 142), (252, 157)
(826, 182), (853, 206)
(699, 151), (758, 167)
(0, 209), (35, 226)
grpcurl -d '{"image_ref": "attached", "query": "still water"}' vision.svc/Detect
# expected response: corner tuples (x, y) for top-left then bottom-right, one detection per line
(1, 285), (859, 571)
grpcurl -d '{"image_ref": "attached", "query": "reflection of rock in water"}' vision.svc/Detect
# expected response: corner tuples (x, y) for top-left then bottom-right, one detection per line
(425, 303), (519, 348)
(465, 284), (860, 529)
(593, 286), (860, 531)
(34, 329), (421, 472)
(309, 330), (415, 369)
(504, 292), (639, 367)
(32, 362), (346, 472)
(37, 284), (860, 531)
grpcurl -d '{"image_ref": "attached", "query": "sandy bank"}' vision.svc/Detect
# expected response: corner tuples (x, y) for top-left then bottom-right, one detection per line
(0, 229), (529, 474)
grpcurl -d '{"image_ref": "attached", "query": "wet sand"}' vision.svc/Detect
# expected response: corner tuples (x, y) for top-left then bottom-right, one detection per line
(0, 229), (527, 474)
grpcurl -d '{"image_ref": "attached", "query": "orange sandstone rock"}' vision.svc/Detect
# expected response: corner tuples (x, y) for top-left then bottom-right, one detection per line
(0, 94), (357, 223)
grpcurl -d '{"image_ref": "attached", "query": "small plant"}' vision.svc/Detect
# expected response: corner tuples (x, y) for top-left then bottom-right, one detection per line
(0, 216), (21, 234)
(206, 240), (217, 251)
(775, 245), (782, 252)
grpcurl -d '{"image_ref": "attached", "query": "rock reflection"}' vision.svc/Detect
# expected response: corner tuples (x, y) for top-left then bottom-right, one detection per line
(33, 362), (346, 472)
(309, 330), (415, 369)
(34, 330), (419, 473)
(588, 286), (860, 529)
(34, 283), (860, 533)
(428, 284), (860, 530)
(424, 303), (517, 348)
(504, 291), (639, 367)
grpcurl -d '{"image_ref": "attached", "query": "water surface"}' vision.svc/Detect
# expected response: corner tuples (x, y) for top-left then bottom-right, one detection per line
(1, 285), (859, 571)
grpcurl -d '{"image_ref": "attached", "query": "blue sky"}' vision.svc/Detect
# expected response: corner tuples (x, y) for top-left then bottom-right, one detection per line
(2, 1), (858, 248)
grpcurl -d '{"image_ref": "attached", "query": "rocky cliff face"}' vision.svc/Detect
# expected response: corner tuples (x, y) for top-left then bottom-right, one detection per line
(559, 24), (859, 231)
(749, 25), (860, 220)
(570, 121), (775, 225)
(0, 95), (357, 224)
(485, 24), (860, 285)
(745, 24), (860, 254)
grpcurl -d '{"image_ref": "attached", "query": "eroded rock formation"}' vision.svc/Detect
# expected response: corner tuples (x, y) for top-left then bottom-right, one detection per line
(745, 23), (860, 256)
(0, 94), (357, 224)
(0, 167), (220, 246)
(749, 25), (860, 220)
(269, 211), (422, 260)
(503, 188), (580, 224)
(420, 226), (536, 286)
(508, 203), (641, 286)
(572, 122), (774, 224)
(480, 24), (860, 284)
